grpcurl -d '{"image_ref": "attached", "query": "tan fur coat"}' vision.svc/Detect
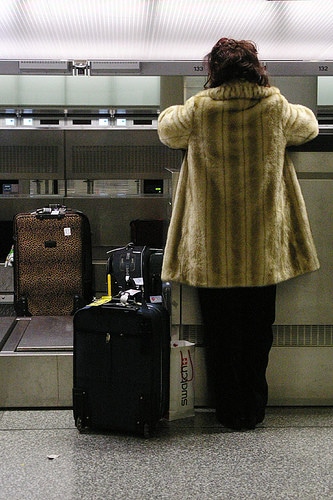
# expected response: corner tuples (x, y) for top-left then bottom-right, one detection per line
(158, 82), (320, 287)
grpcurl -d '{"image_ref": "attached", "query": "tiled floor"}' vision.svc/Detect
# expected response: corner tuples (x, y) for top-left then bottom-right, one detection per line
(1, 407), (333, 499)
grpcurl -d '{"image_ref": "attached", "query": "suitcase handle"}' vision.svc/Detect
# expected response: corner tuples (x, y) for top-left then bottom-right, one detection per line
(106, 242), (135, 254)
(34, 204), (67, 219)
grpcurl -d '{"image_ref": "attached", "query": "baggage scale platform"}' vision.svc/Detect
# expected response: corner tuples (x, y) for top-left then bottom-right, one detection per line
(0, 316), (73, 408)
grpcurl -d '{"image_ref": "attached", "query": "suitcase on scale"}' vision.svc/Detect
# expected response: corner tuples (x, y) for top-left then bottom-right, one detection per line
(13, 204), (93, 316)
(73, 299), (170, 437)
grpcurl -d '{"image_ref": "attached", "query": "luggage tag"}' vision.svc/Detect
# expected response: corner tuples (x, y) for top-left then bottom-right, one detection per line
(133, 277), (143, 287)
(149, 294), (163, 304)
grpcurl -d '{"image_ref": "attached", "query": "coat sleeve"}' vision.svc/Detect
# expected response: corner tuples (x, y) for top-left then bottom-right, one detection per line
(283, 100), (319, 146)
(157, 97), (195, 149)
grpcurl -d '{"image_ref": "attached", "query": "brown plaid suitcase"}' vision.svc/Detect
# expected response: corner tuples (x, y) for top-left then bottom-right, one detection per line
(13, 204), (93, 316)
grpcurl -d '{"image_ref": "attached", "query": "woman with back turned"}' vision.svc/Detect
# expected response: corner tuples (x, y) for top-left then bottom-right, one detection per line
(158, 38), (319, 430)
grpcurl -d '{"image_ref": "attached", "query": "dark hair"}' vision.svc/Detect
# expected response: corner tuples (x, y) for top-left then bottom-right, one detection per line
(204, 38), (270, 88)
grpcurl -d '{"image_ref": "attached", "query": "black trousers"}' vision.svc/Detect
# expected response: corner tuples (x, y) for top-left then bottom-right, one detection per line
(197, 285), (276, 426)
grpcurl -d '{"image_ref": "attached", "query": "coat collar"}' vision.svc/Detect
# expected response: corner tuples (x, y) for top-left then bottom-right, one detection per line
(197, 82), (280, 102)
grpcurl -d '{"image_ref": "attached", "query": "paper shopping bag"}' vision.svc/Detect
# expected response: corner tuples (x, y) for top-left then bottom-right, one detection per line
(168, 340), (195, 421)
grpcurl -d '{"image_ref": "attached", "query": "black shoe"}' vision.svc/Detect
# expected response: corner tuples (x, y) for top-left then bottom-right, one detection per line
(256, 410), (265, 424)
(241, 416), (257, 430)
(216, 412), (258, 430)
(216, 412), (242, 430)
(220, 418), (243, 431)
(217, 413), (253, 430)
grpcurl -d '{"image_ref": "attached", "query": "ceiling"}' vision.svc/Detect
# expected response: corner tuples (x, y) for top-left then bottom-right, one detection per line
(0, 0), (332, 62)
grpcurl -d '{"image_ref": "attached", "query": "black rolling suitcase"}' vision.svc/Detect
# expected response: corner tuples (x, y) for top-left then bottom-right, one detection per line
(73, 298), (170, 437)
(107, 244), (163, 304)
(13, 204), (93, 316)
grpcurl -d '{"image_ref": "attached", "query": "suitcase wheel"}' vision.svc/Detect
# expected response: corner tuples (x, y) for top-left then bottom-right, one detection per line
(143, 423), (151, 439)
(75, 416), (89, 433)
(76, 417), (83, 432)
(143, 422), (157, 438)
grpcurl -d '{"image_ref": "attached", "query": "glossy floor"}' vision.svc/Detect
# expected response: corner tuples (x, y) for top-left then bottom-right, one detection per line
(1, 407), (333, 499)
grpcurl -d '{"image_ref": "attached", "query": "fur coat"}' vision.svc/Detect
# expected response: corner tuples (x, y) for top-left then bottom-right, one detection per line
(158, 82), (320, 288)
